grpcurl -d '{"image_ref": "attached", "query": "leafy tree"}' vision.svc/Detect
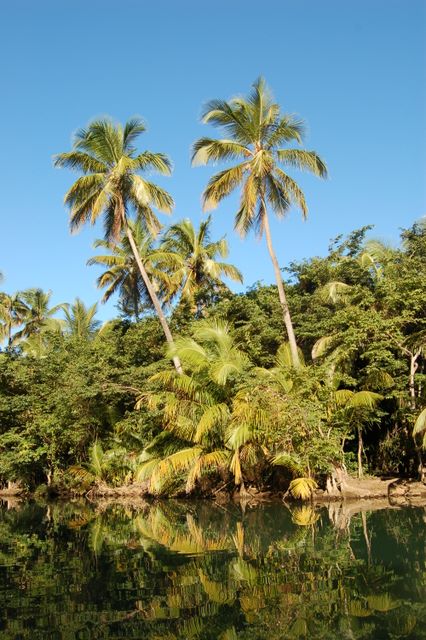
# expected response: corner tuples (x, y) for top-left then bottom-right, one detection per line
(192, 77), (327, 367)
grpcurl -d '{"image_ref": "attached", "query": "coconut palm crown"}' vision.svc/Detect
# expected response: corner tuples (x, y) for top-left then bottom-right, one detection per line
(162, 216), (243, 312)
(54, 117), (173, 240)
(192, 78), (327, 367)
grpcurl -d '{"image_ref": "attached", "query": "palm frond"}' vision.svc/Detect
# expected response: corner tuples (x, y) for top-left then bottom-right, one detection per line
(347, 390), (382, 409)
(413, 408), (426, 448)
(288, 477), (317, 500)
(150, 447), (203, 494)
(265, 115), (305, 147)
(274, 169), (308, 219)
(122, 117), (146, 150)
(334, 389), (355, 406)
(192, 138), (250, 166)
(271, 453), (303, 475)
(202, 163), (247, 211)
(53, 151), (107, 174)
(312, 335), (336, 359)
(195, 403), (230, 442)
(275, 149), (328, 178)
(185, 450), (230, 492)
(132, 151), (172, 175)
(319, 280), (352, 304)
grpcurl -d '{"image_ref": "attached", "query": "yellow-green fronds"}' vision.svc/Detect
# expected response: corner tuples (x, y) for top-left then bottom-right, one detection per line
(334, 389), (382, 410)
(275, 342), (305, 369)
(319, 281), (352, 304)
(230, 449), (243, 485)
(194, 403), (230, 443)
(148, 447), (203, 494)
(334, 389), (356, 406)
(312, 335), (336, 359)
(167, 319), (249, 384)
(134, 458), (161, 483)
(271, 453), (303, 476)
(364, 368), (395, 390)
(347, 390), (383, 409)
(185, 450), (230, 493)
(288, 477), (318, 501)
(366, 593), (400, 613)
(226, 423), (253, 451)
(67, 465), (95, 487)
(413, 407), (426, 448)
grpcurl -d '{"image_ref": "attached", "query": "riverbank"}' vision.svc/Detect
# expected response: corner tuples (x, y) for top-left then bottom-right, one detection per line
(2, 476), (426, 507)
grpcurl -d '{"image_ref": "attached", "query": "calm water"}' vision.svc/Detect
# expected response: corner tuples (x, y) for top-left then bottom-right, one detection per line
(0, 499), (425, 639)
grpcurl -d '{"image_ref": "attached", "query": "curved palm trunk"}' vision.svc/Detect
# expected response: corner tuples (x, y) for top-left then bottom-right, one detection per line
(125, 224), (183, 374)
(262, 207), (300, 368)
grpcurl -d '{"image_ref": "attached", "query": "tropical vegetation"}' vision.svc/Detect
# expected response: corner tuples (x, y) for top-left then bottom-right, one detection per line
(0, 79), (424, 497)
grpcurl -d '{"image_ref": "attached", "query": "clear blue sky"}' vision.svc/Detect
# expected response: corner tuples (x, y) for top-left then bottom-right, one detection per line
(1, 0), (425, 320)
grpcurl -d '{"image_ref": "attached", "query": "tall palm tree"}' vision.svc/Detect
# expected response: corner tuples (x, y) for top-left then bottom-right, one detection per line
(192, 78), (327, 367)
(63, 298), (101, 339)
(54, 117), (182, 373)
(161, 216), (243, 313)
(87, 219), (178, 321)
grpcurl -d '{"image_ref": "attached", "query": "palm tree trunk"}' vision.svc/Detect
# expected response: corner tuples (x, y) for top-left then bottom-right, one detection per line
(357, 426), (363, 479)
(125, 225), (183, 374)
(262, 206), (300, 368)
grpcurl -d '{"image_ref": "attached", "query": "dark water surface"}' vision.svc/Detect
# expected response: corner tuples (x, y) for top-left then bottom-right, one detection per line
(0, 499), (425, 639)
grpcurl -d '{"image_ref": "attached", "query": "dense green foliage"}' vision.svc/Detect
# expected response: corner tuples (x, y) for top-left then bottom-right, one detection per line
(0, 80), (424, 495)
(0, 222), (424, 494)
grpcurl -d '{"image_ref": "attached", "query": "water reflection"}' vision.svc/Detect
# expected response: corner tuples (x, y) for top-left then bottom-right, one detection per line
(0, 498), (425, 639)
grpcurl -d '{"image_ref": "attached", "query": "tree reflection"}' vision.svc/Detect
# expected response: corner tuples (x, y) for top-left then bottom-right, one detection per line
(0, 499), (425, 639)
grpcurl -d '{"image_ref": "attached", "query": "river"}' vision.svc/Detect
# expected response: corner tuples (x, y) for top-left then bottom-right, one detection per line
(0, 498), (425, 639)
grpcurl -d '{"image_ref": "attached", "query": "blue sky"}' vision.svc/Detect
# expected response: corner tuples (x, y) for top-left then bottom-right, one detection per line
(1, 0), (425, 320)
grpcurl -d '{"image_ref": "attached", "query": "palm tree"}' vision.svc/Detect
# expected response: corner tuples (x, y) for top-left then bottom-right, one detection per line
(136, 319), (250, 495)
(63, 298), (100, 339)
(16, 288), (65, 340)
(54, 117), (182, 373)
(192, 78), (327, 367)
(161, 216), (243, 314)
(0, 292), (27, 346)
(87, 219), (178, 321)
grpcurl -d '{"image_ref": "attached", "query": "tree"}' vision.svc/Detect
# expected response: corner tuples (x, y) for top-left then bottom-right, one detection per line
(54, 117), (183, 373)
(162, 216), (243, 314)
(192, 78), (327, 367)
(136, 319), (251, 495)
(63, 298), (100, 340)
(88, 219), (177, 321)
(16, 289), (64, 340)
(0, 292), (27, 347)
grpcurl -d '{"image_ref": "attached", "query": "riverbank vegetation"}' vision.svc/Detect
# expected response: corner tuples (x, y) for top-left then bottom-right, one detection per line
(0, 79), (425, 498)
